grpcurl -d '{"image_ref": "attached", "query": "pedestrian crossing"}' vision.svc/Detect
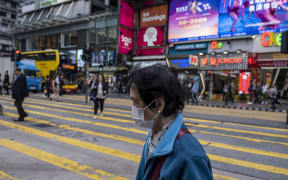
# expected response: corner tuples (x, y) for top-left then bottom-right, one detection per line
(0, 95), (288, 179)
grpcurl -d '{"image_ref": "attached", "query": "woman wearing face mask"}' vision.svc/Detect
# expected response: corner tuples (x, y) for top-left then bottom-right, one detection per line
(129, 64), (213, 180)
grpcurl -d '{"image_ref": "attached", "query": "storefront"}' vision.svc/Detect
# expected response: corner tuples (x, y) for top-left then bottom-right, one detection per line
(253, 32), (288, 98)
(198, 52), (248, 100)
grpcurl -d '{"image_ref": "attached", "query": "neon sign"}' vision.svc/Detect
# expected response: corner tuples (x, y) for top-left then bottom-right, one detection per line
(211, 41), (223, 50)
(261, 32), (282, 47)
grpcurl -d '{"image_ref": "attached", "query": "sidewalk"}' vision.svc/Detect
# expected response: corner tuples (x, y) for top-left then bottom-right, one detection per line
(194, 99), (288, 113)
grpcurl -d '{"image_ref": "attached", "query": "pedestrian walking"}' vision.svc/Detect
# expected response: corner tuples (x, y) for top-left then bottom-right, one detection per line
(53, 74), (60, 101)
(59, 74), (64, 96)
(45, 76), (52, 100)
(269, 85), (281, 109)
(129, 65), (213, 180)
(261, 83), (269, 104)
(4, 71), (9, 95)
(225, 82), (234, 106)
(12, 68), (29, 121)
(254, 83), (261, 104)
(248, 80), (254, 104)
(0, 73), (3, 96)
(90, 74), (108, 119)
(223, 82), (228, 102)
(191, 79), (199, 105)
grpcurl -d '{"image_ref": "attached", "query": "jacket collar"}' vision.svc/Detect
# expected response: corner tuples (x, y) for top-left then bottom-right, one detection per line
(148, 113), (183, 159)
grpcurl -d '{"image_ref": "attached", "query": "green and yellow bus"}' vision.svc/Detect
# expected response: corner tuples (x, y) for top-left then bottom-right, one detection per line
(20, 50), (78, 93)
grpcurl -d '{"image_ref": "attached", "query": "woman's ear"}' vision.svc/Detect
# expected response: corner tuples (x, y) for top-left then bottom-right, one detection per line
(156, 97), (165, 113)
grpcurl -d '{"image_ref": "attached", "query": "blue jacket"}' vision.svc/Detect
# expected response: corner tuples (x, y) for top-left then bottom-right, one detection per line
(136, 113), (213, 180)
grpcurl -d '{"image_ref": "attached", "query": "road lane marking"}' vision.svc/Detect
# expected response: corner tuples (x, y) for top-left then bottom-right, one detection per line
(4, 111), (288, 162)
(200, 131), (288, 147)
(2, 107), (288, 155)
(0, 119), (140, 163)
(2, 118), (288, 177)
(186, 123), (288, 139)
(3, 97), (288, 135)
(213, 174), (238, 180)
(4, 112), (144, 146)
(0, 171), (18, 180)
(0, 139), (128, 180)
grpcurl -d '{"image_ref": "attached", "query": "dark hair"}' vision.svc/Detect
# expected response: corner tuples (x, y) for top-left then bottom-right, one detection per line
(128, 64), (185, 117)
(15, 68), (21, 72)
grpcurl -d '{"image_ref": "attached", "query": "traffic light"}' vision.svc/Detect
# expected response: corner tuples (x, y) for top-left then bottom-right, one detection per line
(82, 48), (90, 61)
(99, 65), (103, 72)
(281, 30), (288, 54)
(16, 50), (21, 61)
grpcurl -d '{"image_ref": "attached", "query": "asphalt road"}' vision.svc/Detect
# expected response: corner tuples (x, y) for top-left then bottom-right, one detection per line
(0, 93), (287, 180)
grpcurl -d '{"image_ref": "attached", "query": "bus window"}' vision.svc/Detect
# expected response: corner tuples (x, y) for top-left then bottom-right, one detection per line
(24, 70), (39, 77)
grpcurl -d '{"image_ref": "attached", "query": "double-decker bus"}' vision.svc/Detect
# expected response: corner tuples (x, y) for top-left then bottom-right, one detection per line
(19, 50), (78, 93)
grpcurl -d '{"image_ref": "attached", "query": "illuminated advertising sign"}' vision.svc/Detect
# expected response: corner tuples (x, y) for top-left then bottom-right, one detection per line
(119, 27), (133, 54)
(169, 0), (219, 42)
(211, 41), (223, 50)
(261, 32), (282, 47)
(138, 26), (164, 47)
(120, 0), (134, 28)
(140, 4), (168, 27)
(199, 53), (248, 70)
(239, 72), (251, 94)
(168, 0), (288, 42)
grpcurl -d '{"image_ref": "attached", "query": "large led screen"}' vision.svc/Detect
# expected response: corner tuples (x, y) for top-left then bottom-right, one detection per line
(168, 0), (288, 42)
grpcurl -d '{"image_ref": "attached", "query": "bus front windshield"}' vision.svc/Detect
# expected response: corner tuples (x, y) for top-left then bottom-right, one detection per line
(24, 70), (40, 78)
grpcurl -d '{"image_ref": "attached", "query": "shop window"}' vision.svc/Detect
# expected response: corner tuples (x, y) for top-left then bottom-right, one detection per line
(64, 31), (77, 47)
(88, 29), (96, 44)
(96, 18), (106, 29)
(108, 45), (117, 66)
(96, 28), (107, 44)
(107, 16), (117, 27)
(93, 46), (106, 66)
(39, 34), (60, 50)
(108, 27), (117, 42)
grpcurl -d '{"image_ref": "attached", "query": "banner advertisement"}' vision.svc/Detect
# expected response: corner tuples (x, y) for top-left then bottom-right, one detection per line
(119, 27), (133, 54)
(198, 53), (248, 70)
(120, 0), (134, 28)
(140, 4), (168, 27)
(238, 72), (251, 94)
(138, 26), (164, 47)
(137, 47), (165, 56)
(169, 0), (288, 42)
(35, 0), (71, 9)
(168, 0), (219, 42)
(76, 49), (85, 68)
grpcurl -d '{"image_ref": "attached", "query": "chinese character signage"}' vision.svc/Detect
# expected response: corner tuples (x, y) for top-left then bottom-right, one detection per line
(140, 4), (168, 27)
(189, 55), (198, 66)
(169, 0), (288, 42)
(120, 0), (134, 28)
(35, 0), (72, 9)
(169, 0), (219, 42)
(199, 53), (248, 70)
(119, 27), (133, 54)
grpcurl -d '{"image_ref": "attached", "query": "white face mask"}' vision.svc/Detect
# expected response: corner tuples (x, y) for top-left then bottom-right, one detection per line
(131, 99), (160, 122)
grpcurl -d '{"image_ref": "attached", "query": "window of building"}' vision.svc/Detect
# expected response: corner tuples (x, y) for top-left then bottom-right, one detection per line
(95, 46), (107, 66)
(107, 45), (117, 66)
(107, 16), (117, 27)
(39, 34), (60, 50)
(30, 37), (39, 50)
(108, 27), (117, 42)
(88, 29), (96, 44)
(1, 23), (8, 28)
(20, 39), (27, 51)
(96, 28), (107, 44)
(11, 14), (16, 19)
(64, 31), (77, 47)
(11, 2), (17, 8)
(0, 11), (7, 17)
(96, 18), (106, 29)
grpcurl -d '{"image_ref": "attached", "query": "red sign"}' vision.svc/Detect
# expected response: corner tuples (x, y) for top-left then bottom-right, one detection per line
(199, 53), (248, 70)
(136, 47), (164, 56)
(239, 72), (251, 95)
(120, 0), (134, 28)
(211, 41), (223, 50)
(189, 55), (198, 66)
(119, 27), (133, 54)
(137, 26), (164, 47)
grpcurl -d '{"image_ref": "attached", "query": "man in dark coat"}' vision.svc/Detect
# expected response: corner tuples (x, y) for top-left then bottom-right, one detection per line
(4, 71), (10, 95)
(12, 68), (29, 121)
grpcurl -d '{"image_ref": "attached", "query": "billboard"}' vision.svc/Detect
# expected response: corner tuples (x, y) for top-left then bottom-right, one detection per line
(120, 0), (134, 28)
(137, 26), (164, 47)
(35, 0), (71, 9)
(119, 27), (133, 54)
(239, 72), (251, 94)
(140, 4), (168, 27)
(169, 0), (288, 42)
(168, 0), (219, 42)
